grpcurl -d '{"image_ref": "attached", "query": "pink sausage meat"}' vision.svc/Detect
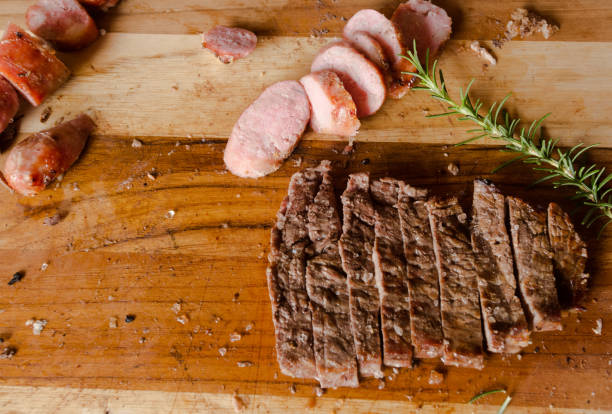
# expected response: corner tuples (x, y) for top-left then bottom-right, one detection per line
(311, 41), (385, 118)
(224, 81), (310, 178)
(203, 26), (257, 64)
(3, 114), (95, 196)
(300, 70), (360, 138)
(26, 0), (99, 51)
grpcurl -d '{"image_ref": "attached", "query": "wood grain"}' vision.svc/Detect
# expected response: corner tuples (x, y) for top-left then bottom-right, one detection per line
(0, 0), (611, 412)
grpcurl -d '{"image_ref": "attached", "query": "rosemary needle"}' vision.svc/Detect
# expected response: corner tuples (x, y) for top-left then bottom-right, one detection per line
(402, 41), (612, 237)
(498, 395), (513, 414)
(469, 389), (506, 404)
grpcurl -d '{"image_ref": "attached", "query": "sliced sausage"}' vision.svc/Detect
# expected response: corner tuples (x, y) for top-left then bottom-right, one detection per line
(392, 0), (452, 68)
(78, 0), (119, 11)
(26, 0), (99, 51)
(311, 41), (385, 118)
(300, 70), (360, 138)
(202, 26), (257, 64)
(223, 81), (310, 178)
(0, 77), (19, 134)
(0, 23), (70, 106)
(3, 114), (95, 196)
(347, 31), (389, 72)
(343, 9), (411, 100)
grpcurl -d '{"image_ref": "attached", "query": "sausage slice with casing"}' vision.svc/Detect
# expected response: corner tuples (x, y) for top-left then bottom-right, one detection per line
(26, 0), (99, 51)
(0, 77), (19, 134)
(223, 80), (310, 178)
(311, 41), (385, 118)
(300, 70), (360, 138)
(3, 114), (95, 196)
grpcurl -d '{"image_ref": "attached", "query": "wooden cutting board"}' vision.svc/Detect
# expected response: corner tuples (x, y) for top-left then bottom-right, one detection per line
(0, 1), (611, 412)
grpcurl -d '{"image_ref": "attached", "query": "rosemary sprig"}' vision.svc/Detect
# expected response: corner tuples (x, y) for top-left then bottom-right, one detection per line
(401, 43), (612, 237)
(469, 389), (512, 414)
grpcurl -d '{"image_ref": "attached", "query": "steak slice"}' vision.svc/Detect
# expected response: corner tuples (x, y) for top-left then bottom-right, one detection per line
(427, 197), (484, 370)
(547, 202), (589, 308)
(371, 178), (413, 368)
(338, 173), (383, 378)
(305, 165), (359, 388)
(507, 197), (562, 331)
(266, 166), (324, 378)
(471, 180), (530, 353)
(397, 183), (444, 359)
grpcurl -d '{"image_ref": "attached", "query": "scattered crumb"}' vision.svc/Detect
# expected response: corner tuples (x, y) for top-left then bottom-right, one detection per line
(290, 384), (297, 394)
(245, 322), (253, 332)
(166, 210), (176, 219)
(361, 158), (370, 165)
(232, 392), (247, 412)
(176, 314), (189, 325)
(517, 353), (522, 360)
(342, 143), (355, 155)
(171, 302), (182, 314)
(392, 367), (400, 375)
(218, 347), (227, 356)
(40, 106), (52, 123)
(43, 213), (62, 226)
(230, 331), (242, 342)
(0, 346), (16, 359)
(99, 28), (107, 36)
(470, 41), (496, 65)
(232, 292), (240, 302)
(8, 271), (25, 286)
(504, 8), (559, 41)
(109, 317), (118, 329)
(292, 157), (303, 167)
(139, 337), (146, 344)
(125, 314), (136, 323)
(26, 319), (47, 335)
(237, 361), (253, 367)
(447, 163), (459, 176)
(428, 369), (444, 385)
(147, 170), (158, 180)
(131, 139), (143, 148)
(72, 182), (80, 191)
(593, 319), (603, 335)
(378, 380), (386, 390)
(315, 385), (325, 397)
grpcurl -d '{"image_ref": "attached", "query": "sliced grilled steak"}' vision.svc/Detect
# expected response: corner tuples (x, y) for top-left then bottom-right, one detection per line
(427, 197), (484, 370)
(507, 197), (562, 331)
(267, 166), (324, 378)
(547, 202), (589, 308)
(472, 180), (530, 353)
(338, 173), (383, 378)
(371, 178), (413, 368)
(305, 164), (359, 388)
(397, 183), (444, 359)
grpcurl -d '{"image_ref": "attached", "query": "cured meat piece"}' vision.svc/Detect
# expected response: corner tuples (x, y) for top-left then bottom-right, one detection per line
(391, 0), (452, 98)
(300, 70), (360, 137)
(371, 178), (413, 368)
(0, 77), (19, 134)
(78, 0), (119, 11)
(507, 197), (562, 331)
(26, 0), (99, 51)
(223, 80), (310, 178)
(3, 114), (95, 196)
(311, 41), (385, 118)
(338, 173), (383, 378)
(202, 26), (257, 64)
(305, 163), (358, 388)
(267, 167), (323, 379)
(343, 9), (411, 100)
(397, 183), (444, 359)
(345, 30), (389, 72)
(427, 197), (484, 370)
(0, 23), (70, 106)
(471, 180), (529, 353)
(547, 202), (589, 307)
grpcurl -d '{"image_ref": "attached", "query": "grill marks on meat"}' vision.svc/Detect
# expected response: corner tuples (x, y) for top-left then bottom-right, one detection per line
(427, 197), (484, 370)
(338, 173), (383, 378)
(305, 163), (358, 388)
(267, 167), (323, 379)
(397, 184), (444, 359)
(547, 203), (589, 308)
(507, 197), (562, 332)
(471, 180), (529, 353)
(371, 178), (413, 367)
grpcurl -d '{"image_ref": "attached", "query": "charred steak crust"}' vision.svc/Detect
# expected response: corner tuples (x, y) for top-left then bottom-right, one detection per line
(266, 167), (324, 379)
(507, 197), (562, 332)
(338, 173), (384, 378)
(371, 178), (413, 368)
(471, 180), (530, 353)
(397, 183), (444, 359)
(305, 163), (359, 388)
(547, 202), (589, 308)
(427, 197), (484, 370)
